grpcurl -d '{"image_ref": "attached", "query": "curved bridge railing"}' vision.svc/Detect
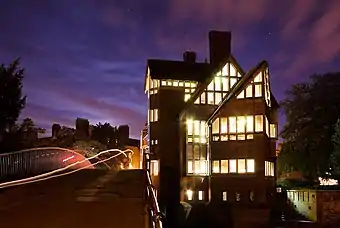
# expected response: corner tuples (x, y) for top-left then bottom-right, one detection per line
(0, 147), (94, 183)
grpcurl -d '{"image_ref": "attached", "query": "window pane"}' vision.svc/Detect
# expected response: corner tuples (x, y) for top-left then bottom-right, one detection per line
(270, 124), (276, 138)
(237, 116), (246, 133)
(238, 159), (246, 173)
(161, 80), (166, 86)
(215, 93), (222, 104)
(266, 117), (270, 137)
(194, 120), (200, 136)
(221, 118), (228, 133)
(215, 77), (221, 91)
(207, 92), (214, 104)
(213, 160), (220, 173)
(255, 84), (262, 97)
(247, 159), (255, 173)
(200, 92), (206, 104)
(222, 63), (229, 76)
(154, 109), (158, 121)
(194, 97), (200, 104)
(185, 82), (191, 87)
(229, 159), (237, 173)
(187, 161), (193, 174)
(222, 77), (229, 91)
(254, 72), (262, 82)
(198, 191), (203, 200)
(187, 119), (193, 135)
(221, 160), (228, 173)
(200, 121), (206, 137)
(229, 117), (237, 133)
(230, 78), (237, 88)
(255, 115), (263, 132)
(173, 80), (178, 87)
(179, 81), (184, 87)
(207, 81), (214, 90)
(212, 118), (219, 134)
(222, 191), (227, 201)
(151, 160), (159, 176)
(237, 91), (244, 99)
(194, 161), (200, 174)
(184, 94), (191, 101)
(230, 63), (237, 76)
(246, 116), (254, 133)
(246, 85), (252, 97)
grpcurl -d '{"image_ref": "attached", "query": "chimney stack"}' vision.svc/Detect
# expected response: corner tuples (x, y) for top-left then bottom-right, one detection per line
(209, 31), (231, 67)
(183, 51), (196, 63)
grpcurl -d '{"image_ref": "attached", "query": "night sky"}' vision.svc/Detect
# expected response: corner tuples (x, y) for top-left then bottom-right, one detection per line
(1, 0), (339, 139)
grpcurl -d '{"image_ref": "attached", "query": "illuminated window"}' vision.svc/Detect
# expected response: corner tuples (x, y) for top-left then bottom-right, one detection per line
(246, 116), (254, 132)
(167, 81), (172, 86)
(184, 94), (191, 101)
(212, 118), (219, 134)
(185, 82), (191, 87)
(191, 82), (196, 88)
(215, 77), (221, 91)
(207, 92), (214, 104)
(247, 159), (255, 173)
(213, 160), (220, 173)
(150, 160), (159, 176)
(246, 85), (252, 97)
(230, 63), (237, 76)
(229, 159), (237, 173)
(207, 81), (214, 91)
(237, 116), (246, 133)
(187, 161), (193, 173)
(222, 63), (229, 76)
(230, 78), (237, 88)
(187, 119), (193, 135)
(186, 190), (193, 201)
(254, 72), (262, 82)
(265, 117), (270, 137)
(173, 81), (178, 87)
(179, 81), (184, 87)
(198, 191), (203, 200)
(149, 109), (159, 122)
(194, 120), (200, 135)
(161, 80), (166, 86)
(237, 134), (245, 140)
(270, 124), (277, 138)
(238, 159), (246, 173)
(154, 109), (158, 121)
(265, 161), (275, 176)
(220, 118), (227, 133)
(237, 91), (244, 99)
(238, 72), (242, 77)
(255, 84), (262, 97)
(236, 192), (241, 202)
(229, 117), (237, 133)
(200, 92), (206, 104)
(215, 93), (222, 104)
(255, 115), (263, 132)
(222, 77), (229, 91)
(194, 97), (200, 104)
(222, 191), (227, 201)
(221, 160), (228, 173)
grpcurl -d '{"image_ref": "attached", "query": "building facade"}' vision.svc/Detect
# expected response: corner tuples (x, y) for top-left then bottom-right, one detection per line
(142, 31), (279, 215)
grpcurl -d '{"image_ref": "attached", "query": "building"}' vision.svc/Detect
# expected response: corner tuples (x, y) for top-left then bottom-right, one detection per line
(142, 30), (279, 223)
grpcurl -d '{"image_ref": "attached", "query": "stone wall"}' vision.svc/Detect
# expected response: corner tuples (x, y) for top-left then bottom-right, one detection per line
(319, 191), (340, 225)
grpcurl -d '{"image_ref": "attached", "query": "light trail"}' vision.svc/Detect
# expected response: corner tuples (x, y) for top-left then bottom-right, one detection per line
(0, 148), (133, 189)
(0, 150), (128, 189)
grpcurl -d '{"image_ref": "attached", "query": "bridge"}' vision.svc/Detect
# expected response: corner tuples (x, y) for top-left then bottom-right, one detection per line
(0, 147), (162, 228)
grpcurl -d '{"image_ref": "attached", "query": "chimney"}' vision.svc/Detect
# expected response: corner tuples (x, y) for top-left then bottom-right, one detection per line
(183, 51), (196, 63)
(209, 31), (231, 66)
(52, 124), (61, 138)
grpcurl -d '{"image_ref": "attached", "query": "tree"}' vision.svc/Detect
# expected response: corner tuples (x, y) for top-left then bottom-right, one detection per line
(72, 140), (106, 157)
(0, 58), (27, 141)
(330, 119), (340, 180)
(18, 118), (46, 149)
(279, 72), (340, 181)
(91, 122), (116, 147)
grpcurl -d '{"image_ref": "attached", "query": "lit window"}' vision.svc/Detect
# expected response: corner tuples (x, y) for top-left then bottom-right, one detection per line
(220, 118), (227, 133)
(237, 72), (242, 77)
(179, 81), (184, 87)
(173, 81), (179, 87)
(230, 78), (237, 88)
(215, 93), (222, 104)
(187, 119), (193, 135)
(207, 81), (214, 90)
(254, 72), (262, 82)
(191, 82), (196, 88)
(229, 117), (237, 133)
(222, 191), (227, 201)
(230, 63), (237, 76)
(265, 161), (275, 176)
(161, 80), (166, 86)
(213, 160), (220, 173)
(198, 191), (203, 200)
(255, 84), (262, 97)
(215, 77), (221, 91)
(185, 82), (191, 87)
(266, 117), (270, 137)
(237, 91), (244, 99)
(237, 134), (245, 140)
(222, 63), (229, 76)
(246, 85), (252, 97)
(229, 159), (237, 173)
(247, 159), (255, 173)
(212, 118), (219, 134)
(246, 116), (254, 132)
(222, 78), (229, 91)
(207, 92), (214, 104)
(255, 115), (263, 132)
(186, 190), (193, 201)
(238, 159), (246, 173)
(184, 94), (191, 101)
(200, 122), (206, 137)
(191, 88), (195, 93)
(221, 135), (228, 141)
(200, 92), (206, 104)
(237, 116), (246, 133)
(149, 109), (153, 122)
(187, 161), (193, 173)
(150, 160), (159, 176)
(221, 160), (228, 173)
(167, 81), (172, 86)
(236, 192), (241, 202)
(154, 109), (158, 122)
(194, 120), (200, 136)
(194, 97), (200, 104)
(270, 124), (277, 138)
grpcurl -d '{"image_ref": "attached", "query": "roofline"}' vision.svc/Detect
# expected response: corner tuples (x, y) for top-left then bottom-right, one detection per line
(206, 60), (268, 124)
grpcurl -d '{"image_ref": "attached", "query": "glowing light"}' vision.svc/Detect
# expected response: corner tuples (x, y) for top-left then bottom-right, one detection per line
(319, 177), (338, 186)
(186, 189), (193, 201)
(62, 155), (74, 162)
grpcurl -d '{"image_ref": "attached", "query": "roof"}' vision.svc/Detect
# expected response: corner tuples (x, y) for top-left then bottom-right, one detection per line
(126, 138), (140, 147)
(207, 61), (268, 124)
(144, 59), (213, 89)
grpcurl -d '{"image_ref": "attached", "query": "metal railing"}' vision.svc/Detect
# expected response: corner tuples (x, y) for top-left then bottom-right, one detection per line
(146, 170), (164, 228)
(0, 147), (90, 183)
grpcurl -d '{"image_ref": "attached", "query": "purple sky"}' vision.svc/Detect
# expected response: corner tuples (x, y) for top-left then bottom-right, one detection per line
(1, 0), (339, 139)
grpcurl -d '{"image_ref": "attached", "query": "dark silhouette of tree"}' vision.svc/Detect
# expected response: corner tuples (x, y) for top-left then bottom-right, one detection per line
(0, 58), (26, 141)
(330, 119), (340, 180)
(18, 118), (45, 149)
(91, 122), (116, 147)
(279, 72), (340, 182)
